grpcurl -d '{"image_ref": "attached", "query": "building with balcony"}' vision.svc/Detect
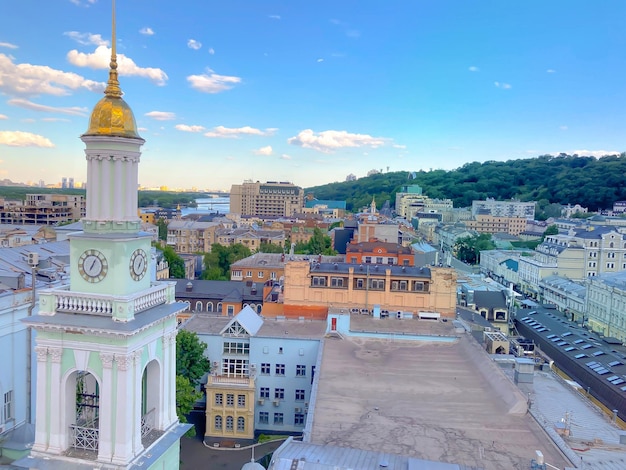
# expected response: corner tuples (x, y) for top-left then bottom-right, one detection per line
(464, 213), (528, 236)
(230, 180), (303, 217)
(585, 271), (626, 343)
(229, 253), (343, 284)
(215, 227), (285, 251)
(166, 220), (221, 254)
(0, 194), (86, 226)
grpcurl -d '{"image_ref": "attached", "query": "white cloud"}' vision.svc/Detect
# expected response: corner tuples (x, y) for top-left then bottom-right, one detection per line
(254, 145), (273, 156)
(494, 81), (512, 89)
(280, 154), (291, 160)
(570, 149), (619, 158)
(187, 39), (202, 50)
(204, 126), (275, 138)
(0, 42), (18, 49)
(0, 114), (7, 120)
(468, 66), (479, 72)
(145, 111), (176, 121)
(288, 129), (387, 153)
(187, 70), (242, 93)
(208, 48), (215, 55)
(139, 27), (155, 36)
(8, 98), (88, 116)
(138, 127), (148, 132)
(67, 45), (168, 85)
(547, 69), (556, 73)
(0, 130), (54, 147)
(0, 53), (104, 96)
(559, 125), (568, 131)
(317, 58), (324, 63)
(175, 124), (205, 133)
(269, 15), (281, 20)
(70, 0), (97, 6)
(63, 31), (108, 46)
(42, 117), (71, 122)
(393, 144), (406, 149)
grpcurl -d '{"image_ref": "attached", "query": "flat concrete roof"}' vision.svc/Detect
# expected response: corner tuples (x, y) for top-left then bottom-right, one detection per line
(309, 334), (571, 470)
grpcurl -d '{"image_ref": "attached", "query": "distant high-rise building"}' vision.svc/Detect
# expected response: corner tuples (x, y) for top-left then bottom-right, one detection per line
(230, 180), (303, 217)
(61, 177), (68, 189)
(68, 177), (75, 189)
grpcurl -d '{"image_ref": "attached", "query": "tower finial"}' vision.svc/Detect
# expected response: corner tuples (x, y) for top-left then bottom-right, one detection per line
(104, 0), (122, 98)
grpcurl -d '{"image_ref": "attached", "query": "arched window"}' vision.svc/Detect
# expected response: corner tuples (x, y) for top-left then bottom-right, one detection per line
(184, 301), (191, 312)
(217, 302), (223, 313)
(257, 305), (262, 314)
(207, 302), (213, 312)
(195, 301), (203, 312)
(214, 415), (222, 430)
(226, 416), (234, 431)
(243, 303), (249, 309)
(610, 242), (614, 248)
(237, 416), (245, 432)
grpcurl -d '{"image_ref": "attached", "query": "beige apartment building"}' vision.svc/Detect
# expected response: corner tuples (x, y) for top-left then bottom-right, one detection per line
(230, 180), (303, 217)
(280, 261), (457, 318)
(464, 214), (528, 236)
(166, 219), (221, 253)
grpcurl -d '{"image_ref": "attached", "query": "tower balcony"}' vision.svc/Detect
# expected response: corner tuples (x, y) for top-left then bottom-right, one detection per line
(38, 281), (177, 320)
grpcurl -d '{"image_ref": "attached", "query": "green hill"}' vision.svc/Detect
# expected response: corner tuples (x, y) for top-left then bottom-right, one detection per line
(305, 153), (626, 213)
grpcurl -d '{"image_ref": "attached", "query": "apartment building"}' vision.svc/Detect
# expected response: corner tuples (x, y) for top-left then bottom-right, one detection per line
(230, 180), (303, 217)
(166, 220), (221, 254)
(230, 253), (343, 284)
(471, 198), (536, 220)
(585, 271), (626, 343)
(464, 213), (528, 236)
(345, 240), (414, 266)
(215, 227), (285, 251)
(185, 307), (325, 443)
(395, 185), (454, 222)
(280, 261), (457, 318)
(0, 194), (85, 225)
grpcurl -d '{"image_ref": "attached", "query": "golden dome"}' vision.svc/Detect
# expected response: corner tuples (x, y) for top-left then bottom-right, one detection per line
(83, 17), (142, 140)
(85, 94), (141, 139)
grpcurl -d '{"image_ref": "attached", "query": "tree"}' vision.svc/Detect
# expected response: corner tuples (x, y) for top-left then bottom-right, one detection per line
(156, 218), (168, 241)
(541, 224), (559, 241)
(175, 375), (201, 437)
(176, 329), (211, 387)
(257, 242), (284, 254)
(454, 234), (495, 264)
(200, 243), (252, 280)
(160, 245), (185, 278)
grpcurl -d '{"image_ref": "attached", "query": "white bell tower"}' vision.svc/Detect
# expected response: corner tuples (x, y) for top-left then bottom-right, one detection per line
(14, 1), (189, 469)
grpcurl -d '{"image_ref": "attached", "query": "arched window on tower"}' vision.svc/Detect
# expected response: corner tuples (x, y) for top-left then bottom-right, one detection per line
(195, 301), (203, 312)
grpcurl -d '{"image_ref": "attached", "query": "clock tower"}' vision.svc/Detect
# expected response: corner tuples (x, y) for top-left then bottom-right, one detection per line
(15, 2), (189, 469)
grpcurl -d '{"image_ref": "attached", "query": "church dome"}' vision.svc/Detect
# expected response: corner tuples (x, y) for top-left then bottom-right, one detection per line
(85, 94), (140, 138)
(83, 46), (141, 139)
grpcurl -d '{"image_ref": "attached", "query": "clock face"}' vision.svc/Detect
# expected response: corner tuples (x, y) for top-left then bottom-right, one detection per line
(129, 248), (148, 281)
(78, 249), (108, 283)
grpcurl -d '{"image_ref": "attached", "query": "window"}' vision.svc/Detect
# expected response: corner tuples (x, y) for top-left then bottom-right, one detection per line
(274, 388), (285, 399)
(261, 363), (270, 375)
(350, 257), (357, 263)
(270, 272), (276, 280)
(195, 301), (203, 312)
(226, 394), (234, 406)
(259, 412), (269, 424)
(312, 276), (327, 287)
(3, 390), (13, 421)
(258, 271), (264, 278)
(275, 364), (285, 375)
(295, 389), (305, 401)
(331, 277), (344, 287)
(226, 416), (234, 431)
(237, 416), (245, 432)
(387, 257), (394, 265)
(296, 365), (306, 376)
(214, 415), (222, 430)
(238, 395), (246, 407)
(294, 413), (305, 425)
(222, 359), (249, 377)
(356, 278), (365, 289)
(412, 281), (425, 291)
(403, 259), (410, 266)
(364, 256), (371, 264)
(215, 393), (223, 406)
(246, 271), (252, 278)
(227, 305), (235, 315)
(223, 342), (250, 355)
(260, 387), (270, 398)
(369, 279), (384, 290)
(274, 413), (284, 425)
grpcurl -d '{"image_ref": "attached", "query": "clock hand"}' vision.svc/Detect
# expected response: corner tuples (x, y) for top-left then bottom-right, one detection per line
(89, 259), (97, 271)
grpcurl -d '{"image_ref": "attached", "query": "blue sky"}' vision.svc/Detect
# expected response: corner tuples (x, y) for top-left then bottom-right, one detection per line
(1, 0), (625, 190)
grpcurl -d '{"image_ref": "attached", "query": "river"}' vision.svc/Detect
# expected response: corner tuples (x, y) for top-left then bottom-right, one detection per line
(181, 196), (230, 216)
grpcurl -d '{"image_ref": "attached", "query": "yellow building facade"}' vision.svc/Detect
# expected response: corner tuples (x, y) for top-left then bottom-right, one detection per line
(205, 375), (256, 442)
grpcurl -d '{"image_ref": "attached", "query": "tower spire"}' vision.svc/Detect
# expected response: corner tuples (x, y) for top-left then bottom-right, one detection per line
(104, 0), (122, 98)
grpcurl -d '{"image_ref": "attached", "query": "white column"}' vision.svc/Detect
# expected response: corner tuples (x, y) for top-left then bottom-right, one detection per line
(97, 353), (114, 461)
(132, 350), (144, 455)
(114, 156), (122, 220)
(86, 156), (94, 219)
(46, 347), (63, 453)
(167, 332), (177, 425)
(101, 156), (111, 220)
(31, 346), (49, 453)
(110, 354), (135, 465)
